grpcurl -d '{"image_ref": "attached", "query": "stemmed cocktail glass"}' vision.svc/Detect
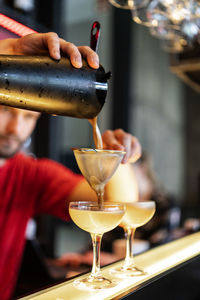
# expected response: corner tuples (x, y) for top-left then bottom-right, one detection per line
(111, 201), (156, 277)
(72, 148), (125, 205)
(70, 148), (126, 290)
(69, 201), (124, 290)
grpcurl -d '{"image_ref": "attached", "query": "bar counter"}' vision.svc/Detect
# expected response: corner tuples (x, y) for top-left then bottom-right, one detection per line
(19, 232), (200, 300)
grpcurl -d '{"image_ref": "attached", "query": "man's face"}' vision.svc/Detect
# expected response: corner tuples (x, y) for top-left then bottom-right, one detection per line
(0, 105), (40, 158)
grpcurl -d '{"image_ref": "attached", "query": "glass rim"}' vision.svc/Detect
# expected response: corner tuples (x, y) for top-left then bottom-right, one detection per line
(69, 201), (125, 206)
(71, 147), (126, 155)
(130, 201), (156, 207)
(69, 201), (125, 209)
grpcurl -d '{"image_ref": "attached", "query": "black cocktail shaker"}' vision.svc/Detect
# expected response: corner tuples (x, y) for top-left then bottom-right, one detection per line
(0, 55), (110, 118)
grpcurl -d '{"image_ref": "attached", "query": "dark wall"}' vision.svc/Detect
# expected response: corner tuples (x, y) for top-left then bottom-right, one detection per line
(185, 85), (200, 212)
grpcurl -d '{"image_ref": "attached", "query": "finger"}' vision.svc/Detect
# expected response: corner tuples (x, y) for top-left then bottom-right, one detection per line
(129, 136), (142, 163)
(55, 253), (83, 266)
(114, 129), (132, 163)
(43, 32), (61, 60)
(60, 39), (83, 68)
(78, 46), (99, 69)
(102, 130), (125, 151)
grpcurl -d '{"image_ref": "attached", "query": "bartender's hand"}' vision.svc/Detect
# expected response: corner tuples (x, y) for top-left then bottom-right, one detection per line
(102, 129), (142, 164)
(0, 32), (99, 69)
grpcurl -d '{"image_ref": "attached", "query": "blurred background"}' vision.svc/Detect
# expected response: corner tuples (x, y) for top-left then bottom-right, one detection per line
(1, 0), (200, 294)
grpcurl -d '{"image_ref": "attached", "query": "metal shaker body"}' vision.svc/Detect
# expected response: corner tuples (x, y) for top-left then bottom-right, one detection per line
(0, 55), (110, 118)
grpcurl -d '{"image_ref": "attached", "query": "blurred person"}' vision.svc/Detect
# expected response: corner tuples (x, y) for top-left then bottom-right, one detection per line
(0, 32), (141, 300)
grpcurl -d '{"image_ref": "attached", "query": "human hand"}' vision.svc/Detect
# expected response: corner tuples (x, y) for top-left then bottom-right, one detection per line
(53, 252), (84, 267)
(102, 129), (142, 164)
(53, 250), (119, 269)
(82, 250), (119, 266)
(183, 218), (200, 232)
(0, 32), (99, 69)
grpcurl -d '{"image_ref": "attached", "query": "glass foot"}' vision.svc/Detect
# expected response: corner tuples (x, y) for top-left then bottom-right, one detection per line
(73, 275), (117, 290)
(110, 265), (147, 277)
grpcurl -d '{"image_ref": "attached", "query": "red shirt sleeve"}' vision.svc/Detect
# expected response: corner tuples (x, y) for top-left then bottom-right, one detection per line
(33, 158), (84, 221)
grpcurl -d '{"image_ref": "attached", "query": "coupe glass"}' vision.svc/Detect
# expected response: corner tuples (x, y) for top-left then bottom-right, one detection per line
(149, 22), (181, 39)
(111, 201), (156, 277)
(69, 201), (125, 289)
(181, 17), (200, 43)
(132, 1), (155, 27)
(160, 36), (188, 52)
(132, 0), (192, 27)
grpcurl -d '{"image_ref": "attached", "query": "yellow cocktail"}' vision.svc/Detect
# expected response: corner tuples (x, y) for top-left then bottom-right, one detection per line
(69, 201), (125, 290)
(111, 201), (156, 277)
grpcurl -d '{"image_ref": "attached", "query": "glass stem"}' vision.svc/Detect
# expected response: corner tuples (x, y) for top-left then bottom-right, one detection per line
(90, 233), (103, 278)
(124, 227), (136, 267)
(97, 189), (104, 206)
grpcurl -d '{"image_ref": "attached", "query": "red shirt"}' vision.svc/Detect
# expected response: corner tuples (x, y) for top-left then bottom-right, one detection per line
(0, 153), (83, 300)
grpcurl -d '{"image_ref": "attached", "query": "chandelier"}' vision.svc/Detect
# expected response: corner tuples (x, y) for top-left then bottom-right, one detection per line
(108, 0), (200, 53)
